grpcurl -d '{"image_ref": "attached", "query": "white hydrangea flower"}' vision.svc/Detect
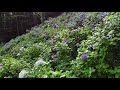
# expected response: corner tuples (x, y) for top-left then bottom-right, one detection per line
(52, 72), (57, 76)
(43, 75), (48, 78)
(18, 70), (27, 78)
(2, 59), (6, 62)
(34, 58), (46, 67)
(20, 47), (24, 51)
(108, 30), (114, 35)
(17, 53), (20, 56)
(71, 76), (77, 78)
(85, 50), (89, 53)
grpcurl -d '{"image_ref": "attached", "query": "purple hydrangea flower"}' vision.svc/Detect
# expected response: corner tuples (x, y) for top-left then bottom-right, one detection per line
(43, 35), (48, 40)
(51, 35), (55, 39)
(82, 20), (86, 26)
(52, 46), (58, 51)
(68, 31), (71, 34)
(80, 54), (87, 60)
(95, 18), (100, 22)
(100, 12), (105, 19)
(76, 43), (80, 47)
(52, 55), (58, 60)
(65, 40), (69, 45)
(46, 41), (51, 45)
(79, 12), (84, 15)
(81, 14), (86, 19)
(100, 12), (105, 16)
(100, 12), (111, 19)
(102, 36), (107, 39)
(88, 24), (94, 28)
(0, 64), (3, 69)
(104, 12), (111, 16)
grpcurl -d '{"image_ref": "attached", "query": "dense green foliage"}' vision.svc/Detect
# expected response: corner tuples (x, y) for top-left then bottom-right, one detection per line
(0, 12), (120, 78)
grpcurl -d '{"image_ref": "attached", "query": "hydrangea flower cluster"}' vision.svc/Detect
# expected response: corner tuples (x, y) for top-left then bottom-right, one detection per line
(52, 55), (58, 60)
(0, 64), (3, 69)
(80, 54), (87, 60)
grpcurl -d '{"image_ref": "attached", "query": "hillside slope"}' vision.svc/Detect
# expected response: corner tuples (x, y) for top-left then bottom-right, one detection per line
(0, 12), (120, 78)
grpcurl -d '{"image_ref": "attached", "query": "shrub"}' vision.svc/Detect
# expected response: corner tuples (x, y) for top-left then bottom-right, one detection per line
(0, 12), (120, 78)
(0, 56), (30, 78)
(71, 12), (120, 78)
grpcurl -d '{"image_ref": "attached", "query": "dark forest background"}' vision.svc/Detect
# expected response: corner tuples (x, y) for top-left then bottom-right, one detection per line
(0, 12), (62, 42)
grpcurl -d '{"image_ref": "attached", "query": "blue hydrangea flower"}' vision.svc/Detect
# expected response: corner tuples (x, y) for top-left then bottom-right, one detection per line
(80, 54), (87, 60)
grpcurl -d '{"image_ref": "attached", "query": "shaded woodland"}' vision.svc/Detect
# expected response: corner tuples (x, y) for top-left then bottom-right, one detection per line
(0, 12), (62, 42)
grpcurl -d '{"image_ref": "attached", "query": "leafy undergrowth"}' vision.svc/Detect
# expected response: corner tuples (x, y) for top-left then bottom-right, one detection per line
(0, 12), (120, 78)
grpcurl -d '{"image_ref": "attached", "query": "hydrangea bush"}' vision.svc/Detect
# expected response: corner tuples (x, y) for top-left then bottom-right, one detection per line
(0, 55), (30, 78)
(0, 12), (120, 78)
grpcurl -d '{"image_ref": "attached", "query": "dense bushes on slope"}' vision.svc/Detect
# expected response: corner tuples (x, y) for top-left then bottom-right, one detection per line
(0, 12), (120, 78)
(0, 55), (30, 78)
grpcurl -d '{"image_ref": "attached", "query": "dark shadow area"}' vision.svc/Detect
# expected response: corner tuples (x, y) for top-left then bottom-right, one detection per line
(0, 12), (63, 42)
